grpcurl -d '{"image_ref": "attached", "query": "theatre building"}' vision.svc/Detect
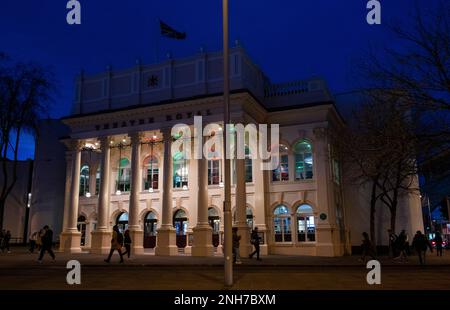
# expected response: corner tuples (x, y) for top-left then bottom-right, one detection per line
(42, 46), (422, 257)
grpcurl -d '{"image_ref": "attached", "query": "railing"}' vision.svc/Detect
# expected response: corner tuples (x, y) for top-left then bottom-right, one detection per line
(264, 80), (310, 98)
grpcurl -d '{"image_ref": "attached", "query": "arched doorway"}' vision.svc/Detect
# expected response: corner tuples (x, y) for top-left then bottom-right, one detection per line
(173, 209), (188, 248)
(143, 211), (158, 248)
(77, 215), (87, 246)
(116, 212), (128, 233)
(208, 207), (220, 247)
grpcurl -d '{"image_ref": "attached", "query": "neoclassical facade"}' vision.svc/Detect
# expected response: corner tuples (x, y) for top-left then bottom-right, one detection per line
(59, 46), (350, 256)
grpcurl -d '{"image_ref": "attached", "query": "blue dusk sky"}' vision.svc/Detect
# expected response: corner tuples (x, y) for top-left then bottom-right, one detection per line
(0, 0), (440, 159)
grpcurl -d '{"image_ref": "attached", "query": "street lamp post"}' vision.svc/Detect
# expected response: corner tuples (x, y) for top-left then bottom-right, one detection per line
(222, 0), (233, 286)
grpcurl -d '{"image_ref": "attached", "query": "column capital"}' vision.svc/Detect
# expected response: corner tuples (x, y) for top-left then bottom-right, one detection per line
(69, 139), (84, 152)
(313, 127), (328, 140)
(129, 131), (144, 144)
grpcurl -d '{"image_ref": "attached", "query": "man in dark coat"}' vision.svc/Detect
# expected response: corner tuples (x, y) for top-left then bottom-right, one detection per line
(37, 225), (55, 262)
(249, 227), (261, 261)
(412, 230), (433, 265)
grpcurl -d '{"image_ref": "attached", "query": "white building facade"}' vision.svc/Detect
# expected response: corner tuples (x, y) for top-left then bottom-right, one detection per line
(58, 47), (418, 257)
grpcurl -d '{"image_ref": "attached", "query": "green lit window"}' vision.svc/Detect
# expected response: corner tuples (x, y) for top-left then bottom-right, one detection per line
(294, 141), (313, 180)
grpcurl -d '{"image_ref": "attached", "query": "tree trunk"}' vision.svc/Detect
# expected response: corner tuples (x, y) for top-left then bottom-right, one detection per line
(0, 198), (5, 230)
(370, 180), (377, 245)
(390, 204), (397, 233)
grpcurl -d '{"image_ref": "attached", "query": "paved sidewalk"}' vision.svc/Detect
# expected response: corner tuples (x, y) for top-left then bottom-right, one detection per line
(1, 246), (449, 268)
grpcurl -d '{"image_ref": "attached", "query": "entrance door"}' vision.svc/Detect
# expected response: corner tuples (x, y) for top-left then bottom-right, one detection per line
(77, 215), (87, 246)
(143, 211), (158, 248)
(116, 212), (128, 233)
(173, 209), (188, 248)
(208, 207), (220, 247)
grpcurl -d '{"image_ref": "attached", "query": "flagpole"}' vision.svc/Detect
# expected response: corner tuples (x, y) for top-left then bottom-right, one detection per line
(222, 0), (233, 287)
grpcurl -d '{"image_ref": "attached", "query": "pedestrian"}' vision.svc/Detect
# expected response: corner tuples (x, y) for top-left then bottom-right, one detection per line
(232, 227), (241, 264)
(388, 229), (398, 258)
(393, 229), (408, 262)
(29, 231), (37, 253)
(433, 231), (443, 257)
(121, 229), (132, 259)
(36, 228), (45, 251)
(0, 229), (5, 252)
(412, 230), (433, 266)
(37, 225), (55, 263)
(104, 225), (124, 263)
(359, 232), (376, 263)
(249, 227), (261, 261)
(2, 230), (11, 253)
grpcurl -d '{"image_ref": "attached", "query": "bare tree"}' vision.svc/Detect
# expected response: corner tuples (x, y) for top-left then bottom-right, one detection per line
(336, 93), (418, 244)
(0, 54), (53, 229)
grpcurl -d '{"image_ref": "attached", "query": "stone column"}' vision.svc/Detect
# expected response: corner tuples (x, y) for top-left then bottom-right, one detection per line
(253, 156), (269, 255)
(192, 151), (214, 256)
(61, 151), (73, 232)
(59, 140), (82, 253)
(128, 132), (144, 254)
(313, 127), (337, 257)
(155, 127), (177, 255)
(91, 137), (112, 254)
(235, 158), (251, 256)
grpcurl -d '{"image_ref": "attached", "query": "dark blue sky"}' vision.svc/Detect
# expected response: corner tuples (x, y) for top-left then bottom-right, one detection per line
(0, 0), (437, 159)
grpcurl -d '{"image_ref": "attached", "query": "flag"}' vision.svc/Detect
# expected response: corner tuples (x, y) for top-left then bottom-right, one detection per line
(159, 20), (186, 40)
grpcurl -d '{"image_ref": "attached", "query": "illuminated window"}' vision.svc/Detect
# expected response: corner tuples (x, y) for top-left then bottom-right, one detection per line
(273, 205), (291, 242)
(294, 141), (313, 180)
(296, 204), (315, 242)
(272, 144), (289, 182)
(117, 158), (131, 192)
(144, 156), (159, 190)
(79, 165), (90, 196)
(245, 146), (252, 183)
(95, 167), (100, 195)
(173, 151), (188, 189)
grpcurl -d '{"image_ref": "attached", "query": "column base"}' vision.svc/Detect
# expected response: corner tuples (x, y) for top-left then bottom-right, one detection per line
(90, 230), (112, 255)
(191, 225), (214, 257)
(129, 230), (144, 255)
(155, 227), (178, 256)
(236, 225), (252, 257)
(59, 231), (82, 253)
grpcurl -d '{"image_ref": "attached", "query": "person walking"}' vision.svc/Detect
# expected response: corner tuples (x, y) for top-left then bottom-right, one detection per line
(104, 225), (124, 263)
(359, 232), (376, 263)
(388, 229), (398, 258)
(249, 227), (261, 261)
(121, 229), (132, 259)
(412, 230), (433, 266)
(434, 231), (443, 257)
(394, 230), (408, 262)
(232, 227), (242, 264)
(37, 225), (55, 263)
(2, 230), (11, 253)
(29, 232), (37, 253)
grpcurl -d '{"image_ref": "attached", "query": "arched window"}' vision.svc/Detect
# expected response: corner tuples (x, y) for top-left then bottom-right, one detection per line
(272, 144), (289, 182)
(296, 204), (315, 242)
(79, 165), (90, 196)
(294, 141), (313, 180)
(144, 211), (158, 248)
(245, 146), (253, 183)
(144, 155), (159, 190)
(95, 167), (100, 195)
(173, 151), (188, 189)
(208, 207), (220, 234)
(117, 158), (131, 192)
(273, 205), (291, 242)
